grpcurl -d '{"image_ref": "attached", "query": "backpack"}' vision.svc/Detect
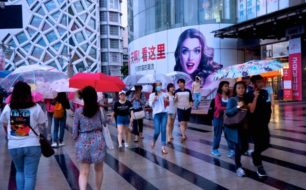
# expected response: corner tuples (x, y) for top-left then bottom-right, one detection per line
(207, 99), (215, 122)
(53, 102), (65, 119)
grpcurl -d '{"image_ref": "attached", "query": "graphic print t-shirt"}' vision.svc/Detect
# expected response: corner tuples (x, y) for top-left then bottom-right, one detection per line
(0, 104), (46, 149)
(10, 109), (31, 137)
(113, 101), (132, 116)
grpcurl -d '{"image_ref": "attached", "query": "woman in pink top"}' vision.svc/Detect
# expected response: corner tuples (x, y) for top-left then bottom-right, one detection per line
(211, 81), (234, 158)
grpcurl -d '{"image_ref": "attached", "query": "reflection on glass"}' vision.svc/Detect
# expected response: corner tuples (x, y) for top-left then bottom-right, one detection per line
(26, 27), (36, 37)
(37, 38), (46, 47)
(23, 43), (32, 53)
(74, 1), (84, 12)
(52, 42), (61, 51)
(37, 6), (46, 16)
(45, 0), (57, 12)
(89, 47), (97, 59)
(16, 32), (28, 44)
(51, 11), (61, 21)
(75, 31), (85, 43)
(30, 16), (42, 28)
(32, 46), (43, 59)
(46, 30), (58, 43)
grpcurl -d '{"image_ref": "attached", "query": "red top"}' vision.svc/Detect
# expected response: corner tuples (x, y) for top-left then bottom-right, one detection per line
(214, 93), (226, 119)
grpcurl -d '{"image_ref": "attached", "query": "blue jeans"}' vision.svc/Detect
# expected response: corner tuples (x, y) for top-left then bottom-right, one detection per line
(9, 146), (41, 190)
(53, 114), (66, 143)
(212, 117), (234, 151)
(153, 112), (168, 146)
(193, 93), (201, 108)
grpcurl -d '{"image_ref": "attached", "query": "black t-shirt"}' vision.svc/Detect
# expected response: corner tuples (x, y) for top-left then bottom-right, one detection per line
(113, 100), (132, 116)
(248, 89), (269, 122)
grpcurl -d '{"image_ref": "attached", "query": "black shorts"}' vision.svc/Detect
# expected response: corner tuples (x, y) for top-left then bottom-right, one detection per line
(177, 108), (191, 122)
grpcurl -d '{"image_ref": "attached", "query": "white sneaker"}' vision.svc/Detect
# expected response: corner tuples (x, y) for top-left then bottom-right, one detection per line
(59, 142), (65, 147)
(51, 142), (58, 148)
(124, 143), (129, 148)
(236, 167), (246, 177)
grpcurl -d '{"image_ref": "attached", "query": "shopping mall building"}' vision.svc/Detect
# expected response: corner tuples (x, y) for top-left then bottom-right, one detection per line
(128, 0), (306, 101)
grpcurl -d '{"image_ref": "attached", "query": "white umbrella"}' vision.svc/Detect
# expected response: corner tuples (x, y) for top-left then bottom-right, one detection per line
(137, 73), (172, 89)
(50, 79), (77, 93)
(166, 71), (192, 84)
(12, 64), (59, 74)
(123, 74), (143, 89)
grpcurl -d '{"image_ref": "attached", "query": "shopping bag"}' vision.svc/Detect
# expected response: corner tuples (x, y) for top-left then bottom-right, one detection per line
(103, 125), (114, 150)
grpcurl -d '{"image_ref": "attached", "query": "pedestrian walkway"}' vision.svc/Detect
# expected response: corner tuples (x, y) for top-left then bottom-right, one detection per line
(1, 102), (306, 190)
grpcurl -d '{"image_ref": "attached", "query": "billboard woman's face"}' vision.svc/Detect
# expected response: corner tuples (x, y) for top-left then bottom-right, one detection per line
(180, 38), (202, 75)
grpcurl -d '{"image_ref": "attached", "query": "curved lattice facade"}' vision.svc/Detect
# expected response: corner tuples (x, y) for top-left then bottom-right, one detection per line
(0, 0), (100, 73)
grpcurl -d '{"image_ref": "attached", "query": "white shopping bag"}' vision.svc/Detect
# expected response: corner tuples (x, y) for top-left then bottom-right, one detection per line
(103, 125), (114, 150)
(100, 108), (114, 150)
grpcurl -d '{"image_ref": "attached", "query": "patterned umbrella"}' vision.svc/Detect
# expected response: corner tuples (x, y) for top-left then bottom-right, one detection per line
(211, 60), (283, 80)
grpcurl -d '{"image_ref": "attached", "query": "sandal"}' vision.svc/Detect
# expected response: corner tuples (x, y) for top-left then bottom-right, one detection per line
(161, 148), (168, 154)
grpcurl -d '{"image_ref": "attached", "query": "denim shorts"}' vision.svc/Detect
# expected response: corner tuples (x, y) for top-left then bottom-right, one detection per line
(116, 115), (130, 126)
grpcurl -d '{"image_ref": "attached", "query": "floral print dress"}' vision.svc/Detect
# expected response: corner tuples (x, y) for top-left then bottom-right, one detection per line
(72, 108), (106, 163)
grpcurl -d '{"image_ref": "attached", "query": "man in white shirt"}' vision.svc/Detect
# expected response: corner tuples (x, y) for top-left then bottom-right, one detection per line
(174, 79), (193, 142)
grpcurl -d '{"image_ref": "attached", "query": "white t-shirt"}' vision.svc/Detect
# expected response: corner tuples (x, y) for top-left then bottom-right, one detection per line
(149, 92), (168, 116)
(192, 81), (201, 93)
(0, 104), (46, 149)
(166, 94), (176, 114)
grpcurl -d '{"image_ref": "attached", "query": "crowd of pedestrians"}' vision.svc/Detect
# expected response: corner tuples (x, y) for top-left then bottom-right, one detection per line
(0, 74), (273, 189)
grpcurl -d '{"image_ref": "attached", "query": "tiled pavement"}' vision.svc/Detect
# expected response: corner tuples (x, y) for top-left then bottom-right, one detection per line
(1, 102), (306, 190)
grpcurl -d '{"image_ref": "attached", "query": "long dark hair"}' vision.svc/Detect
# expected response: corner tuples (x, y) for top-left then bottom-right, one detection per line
(10, 81), (35, 109)
(81, 86), (99, 118)
(217, 81), (230, 96)
(233, 81), (247, 97)
(55, 92), (70, 109)
(174, 28), (209, 81)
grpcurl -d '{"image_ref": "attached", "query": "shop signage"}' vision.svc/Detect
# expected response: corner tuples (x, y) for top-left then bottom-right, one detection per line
(288, 38), (302, 101)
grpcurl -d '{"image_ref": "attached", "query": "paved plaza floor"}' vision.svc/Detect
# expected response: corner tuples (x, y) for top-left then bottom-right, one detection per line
(1, 102), (306, 190)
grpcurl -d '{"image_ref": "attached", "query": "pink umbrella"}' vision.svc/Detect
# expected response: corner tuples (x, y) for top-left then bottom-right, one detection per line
(6, 92), (44, 103)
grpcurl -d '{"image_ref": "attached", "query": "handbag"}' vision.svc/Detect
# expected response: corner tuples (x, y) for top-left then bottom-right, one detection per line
(29, 125), (55, 157)
(133, 109), (145, 120)
(224, 109), (247, 128)
(100, 108), (114, 150)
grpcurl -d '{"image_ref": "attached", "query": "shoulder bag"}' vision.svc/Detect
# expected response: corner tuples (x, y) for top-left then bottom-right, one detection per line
(29, 125), (55, 157)
(223, 99), (248, 128)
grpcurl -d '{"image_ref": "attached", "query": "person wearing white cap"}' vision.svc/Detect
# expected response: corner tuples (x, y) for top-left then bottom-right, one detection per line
(112, 91), (133, 151)
(149, 81), (169, 154)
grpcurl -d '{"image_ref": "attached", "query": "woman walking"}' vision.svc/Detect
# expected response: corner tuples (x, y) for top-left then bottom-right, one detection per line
(211, 81), (235, 157)
(52, 92), (70, 147)
(149, 81), (169, 154)
(0, 81), (46, 190)
(113, 91), (133, 150)
(224, 81), (249, 177)
(166, 83), (176, 144)
(72, 86), (106, 190)
(128, 85), (146, 142)
(192, 76), (202, 109)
